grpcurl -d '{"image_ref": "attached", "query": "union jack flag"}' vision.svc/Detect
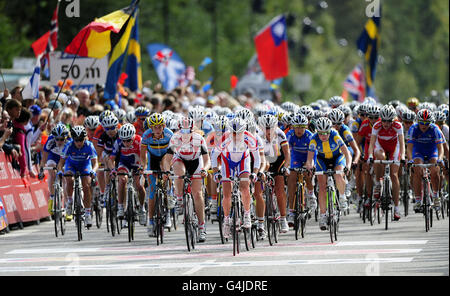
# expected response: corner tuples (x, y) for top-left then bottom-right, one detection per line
(153, 49), (173, 66)
(343, 64), (365, 102)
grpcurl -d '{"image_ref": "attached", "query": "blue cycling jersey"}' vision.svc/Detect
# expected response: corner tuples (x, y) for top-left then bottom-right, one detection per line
(337, 124), (355, 155)
(62, 139), (97, 164)
(407, 123), (445, 160)
(287, 129), (314, 167)
(202, 120), (214, 136)
(141, 127), (173, 157)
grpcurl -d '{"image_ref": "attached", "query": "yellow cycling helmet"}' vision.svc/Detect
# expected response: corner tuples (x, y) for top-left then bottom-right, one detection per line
(407, 97), (419, 108)
(144, 113), (165, 130)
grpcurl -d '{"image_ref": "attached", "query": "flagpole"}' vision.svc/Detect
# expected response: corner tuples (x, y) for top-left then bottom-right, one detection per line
(73, 59), (97, 93)
(46, 29), (89, 126)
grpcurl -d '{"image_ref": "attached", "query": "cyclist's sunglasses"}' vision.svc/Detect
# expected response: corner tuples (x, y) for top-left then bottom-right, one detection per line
(359, 113), (368, 117)
(55, 137), (66, 142)
(180, 128), (191, 134)
(418, 120), (431, 126)
(123, 138), (133, 143)
(104, 126), (116, 131)
(318, 132), (330, 136)
(73, 138), (84, 143)
(368, 116), (379, 120)
(293, 125), (308, 129)
(382, 119), (393, 123)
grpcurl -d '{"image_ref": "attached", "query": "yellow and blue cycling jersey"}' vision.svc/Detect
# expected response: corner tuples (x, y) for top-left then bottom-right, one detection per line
(308, 129), (346, 171)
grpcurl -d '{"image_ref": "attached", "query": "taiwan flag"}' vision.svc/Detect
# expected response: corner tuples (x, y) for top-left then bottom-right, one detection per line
(254, 15), (289, 81)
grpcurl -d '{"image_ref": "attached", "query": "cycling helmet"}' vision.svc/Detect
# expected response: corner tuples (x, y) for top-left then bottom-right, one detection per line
(416, 109), (434, 122)
(315, 117), (333, 133)
(401, 110), (416, 122)
(388, 100), (401, 109)
(281, 101), (299, 113)
(291, 113), (308, 126)
(299, 105), (314, 119)
(51, 123), (69, 138)
(229, 117), (247, 133)
(363, 97), (377, 105)
(235, 108), (254, 122)
(407, 97), (419, 109)
(337, 105), (351, 117)
(246, 119), (257, 133)
(310, 102), (321, 111)
(204, 111), (218, 124)
(178, 117), (194, 130)
(99, 110), (113, 123)
(313, 109), (325, 119)
(84, 116), (100, 130)
(438, 104), (449, 112)
(118, 123), (136, 140)
(113, 109), (126, 122)
(213, 116), (229, 133)
(367, 104), (380, 117)
(329, 96), (344, 108)
(188, 108), (204, 121)
(148, 113), (165, 126)
(380, 105), (396, 121)
(71, 126), (87, 140)
(101, 114), (119, 128)
(358, 103), (370, 115)
(126, 111), (137, 124)
(167, 118), (179, 131)
(258, 114), (278, 128)
(328, 109), (345, 125)
(280, 113), (294, 126)
(135, 106), (151, 117)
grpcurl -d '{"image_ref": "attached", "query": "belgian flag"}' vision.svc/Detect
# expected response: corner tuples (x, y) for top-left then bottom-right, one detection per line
(64, 0), (139, 59)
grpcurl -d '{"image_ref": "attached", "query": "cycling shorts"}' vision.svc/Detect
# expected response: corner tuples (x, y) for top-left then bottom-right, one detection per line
(316, 154), (346, 172)
(64, 159), (92, 175)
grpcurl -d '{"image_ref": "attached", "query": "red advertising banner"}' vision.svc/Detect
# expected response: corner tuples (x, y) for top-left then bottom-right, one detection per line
(0, 152), (50, 226)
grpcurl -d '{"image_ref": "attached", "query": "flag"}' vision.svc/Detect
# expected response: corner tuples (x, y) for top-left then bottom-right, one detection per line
(147, 43), (186, 92)
(103, 9), (138, 100)
(202, 77), (213, 93)
(124, 14), (142, 92)
(343, 64), (366, 102)
(198, 57), (212, 72)
(357, 3), (381, 96)
(31, 1), (59, 78)
(254, 15), (289, 81)
(21, 59), (41, 100)
(64, 0), (139, 59)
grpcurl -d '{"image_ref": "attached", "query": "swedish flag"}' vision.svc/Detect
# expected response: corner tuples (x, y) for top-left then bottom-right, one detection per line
(125, 15), (142, 92)
(103, 6), (138, 100)
(357, 6), (381, 96)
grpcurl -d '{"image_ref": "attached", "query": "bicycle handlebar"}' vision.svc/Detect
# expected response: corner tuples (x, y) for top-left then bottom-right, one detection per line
(411, 163), (439, 168)
(373, 160), (401, 164)
(314, 170), (345, 176)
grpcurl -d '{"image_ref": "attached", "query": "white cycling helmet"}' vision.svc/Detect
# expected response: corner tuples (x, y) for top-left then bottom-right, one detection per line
(113, 109), (126, 122)
(291, 113), (308, 126)
(178, 117), (194, 130)
(229, 117), (247, 133)
(258, 114), (278, 128)
(214, 115), (229, 132)
(329, 96), (344, 108)
(380, 105), (397, 121)
(328, 109), (345, 125)
(84, 116), (100, 130)
(126, 111), (137, 124)
(299, 105), (314, 119)
(101, 114), (119, 128)
(118, 123), (136, 140)
(433, 111), (446, 123)
(315, 117), (333, 133)
(188, 108), (204, 121)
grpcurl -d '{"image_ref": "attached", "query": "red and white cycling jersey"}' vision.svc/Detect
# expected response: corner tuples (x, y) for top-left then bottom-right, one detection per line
(371, 120), (403, 152)
(168, 131), (208, 161)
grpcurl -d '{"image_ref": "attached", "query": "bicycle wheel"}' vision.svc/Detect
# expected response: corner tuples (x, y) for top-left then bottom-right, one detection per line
(294, 183), (302, 240)
(265, 187), (274, 246)
(272, 197), (279, 244)
(232, 197), (240, 256)
(127, 187), (135, 242)
(183, 193), (194, 251)
(74, 187), (83, 241)
(53, 190), (60, 238)
(155, 189), (164, 245)
(217, 185), (225, 244)
(423, 180), (430, 232)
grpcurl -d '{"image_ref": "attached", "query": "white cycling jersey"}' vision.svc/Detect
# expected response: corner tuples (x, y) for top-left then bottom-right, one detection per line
(257, 127), (288, 163)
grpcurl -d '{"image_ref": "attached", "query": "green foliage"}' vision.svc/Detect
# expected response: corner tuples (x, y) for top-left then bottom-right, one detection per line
(0, 0), (448, 104)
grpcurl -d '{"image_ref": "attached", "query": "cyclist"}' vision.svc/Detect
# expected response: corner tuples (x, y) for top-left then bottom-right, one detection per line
(367, 105), (405, 220)
(140, 113), (173, 236)
(328, 109), (361, 208)
(407, 109), (445, 212)
(286, 113), (316, 226)
(205, 115), (229, 214)
(163, 117), (210, 242)
(189, 107), (214, 137)
(257, 114), (291, 233)
(305, 117), (352, 231)
(134, 106), (151, 137)
(109, 123), (147, 225)
(39, 124), (70, 216)
(84, 116), (100, 142)
(57, 126), (98, 228)
(407, 97), (420, 113)
(96, 114), (120, 206)
(211, 117), (260, 238)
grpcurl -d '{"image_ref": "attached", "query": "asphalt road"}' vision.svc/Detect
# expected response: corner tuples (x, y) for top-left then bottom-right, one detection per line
(0, 204), (448, 277)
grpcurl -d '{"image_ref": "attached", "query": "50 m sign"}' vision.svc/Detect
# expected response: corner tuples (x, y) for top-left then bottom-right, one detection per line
(50, 51), (108, 90)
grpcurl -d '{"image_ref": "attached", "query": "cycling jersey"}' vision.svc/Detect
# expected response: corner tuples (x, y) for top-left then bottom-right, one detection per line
(111, 135), (142, 172)
(351, 117), (363, 134)
(257, 127), (288, 164)
(407, 123), (445, 161)
(167, 132), (208, 176)
(211, 131), (260, 180)
(336, 123), (355, 156)
(287, 129), (314, 168)
(141, 127), (173, 170)
(93, 123), (122, 142)
(309, 129), (346, 171)
(97, 132), (119, 158)
(372, 120), (403, 160)
(62, 139), (97, 175)
(358, 119), (374, 160)
(43, 135), (69, 166)
(133, 120), (146, 137)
